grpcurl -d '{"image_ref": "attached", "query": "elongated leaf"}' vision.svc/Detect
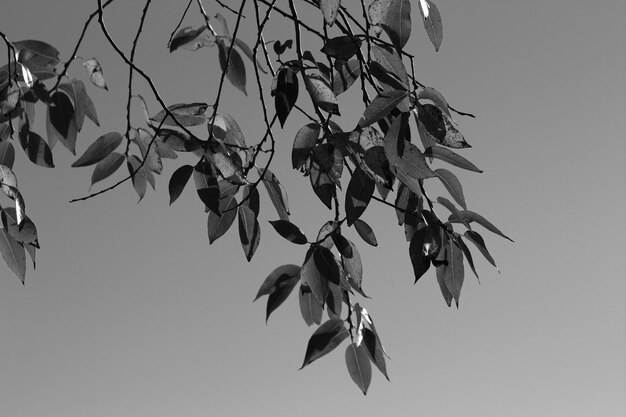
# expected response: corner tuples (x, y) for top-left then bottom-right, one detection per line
(381, 0), (412, 52)
(332, 60), (361, 96)
(362, 328), (389, 380)
(238, 205), (260, 261)
(321, 36), (362, 61)
(168, 164), (194, 205)
(301, 318), (349, 368)
(418, 103), (469, 148)
(353, 219), (378, 247)
(442, 241), (464, 307)
(301, 246), (329, 303)
(169, 26), (215, 52)
(207, 194), (237, 243)
(72, 132), (122, 167)
(269, 220), (308, 245)
(437, 196), (459, 214)
(152, 102), (209, 127)
(393, 142), (436, 180)
(48, 91), (74, 138)
(418, 86), (450, 115)
(448, 210), (513, 242)
(218, 39), (246, 95)
(87, 152), (122, 186)
(313, 245), (341, 285)
(345, 167), (375, 225)
(260, 169), (290, 221)
(358, 90), (408, 128)
(254, 264), (300, 321)
(309, 161), (335, 209)
(0, 164), (17, 198)
(464, 230), (498, 270)
(0, 141), (15, 168)
(18, 117), (54, 168)
(299, 284), (323, 326)
(455, 235), (479, 281)
(342, 240), (363, 290)
(127, 155), (148, 201)
(305, 73), (339, 115)
(346, 342), (372, 395)
(292, 123), (319, 170)
(383, 111), (409, 163)
(58, 79), (100, 130)
(83, 57), (108, 90)
(319, 0), (341, 25)
(273, 67), (299, 127)
(0, 227), (26, 284)
(14, 40), (60, 73)
(409, 226), (431, 282)
(3, 207), (39, 249)
(371, 44), (409, 87)
(435, 168), (466, 209)
(233, 38), (266, 74)
(194, 163), (220, 214)
(423, 146), (482, 172)
(418, 0), (443, 51)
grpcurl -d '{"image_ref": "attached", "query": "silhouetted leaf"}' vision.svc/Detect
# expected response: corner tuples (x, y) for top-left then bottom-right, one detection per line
(301, 318), (348, 368)
(292, 123), (319, 170)
(168, 164), (194, 205)
(440, 241), (464, 307)
(418, 103), (469, 148)
(353, 219), (378, 247)
(345, 167), (375, 226)
(238, 205), (260, 261)
(448, 210), (513, 242)
(464, 230), (498, 270)
(358, 90), (408, 128)
(321, 36), (362, 61)
(2, 207), (39, 249)
(83, 57), (108, 90)
(409, 226), (431, 282)
(135, 128), (163, 174)
(435, 168), (466, 209)
(91, 152), (124, 186)
(309, 161), (335, 209)
(19, 126), (54, 168)
(299, 284), (323, 326)
(455, 234), (479, 281)
(194, 162), (220, 214)
(0, 83), (20, 115)
(273, 67), (299, 127)
(169, 26), (215, 52)
(269, 220), (308, 245)
(437, 196), (459, 214)
(319, 0), (341, 26)
(383, 111), (409, 162)
(331, 232), (353, 259)
(418, 0), (443, 51)
(207, 193), (237, 243)
(332, 60), (361, 96)
(345, 342), (372, 395)
(254, 264), (300, 321)
(301, 245), (329, 303)
(342, 240), (363, 290)
(152, 102), (209, 127)
(0, 141), (15, 168)
(0, 227), (26, 284)
(72, 132), (122, 167)
(393, 141), (436, 180)
(423, 146), (482, 172)
(47, 91), (74, 138)
(362, 328), (389, 380)
(305, 73), (339, 115)
(371, 44), (409, 87)
(260, 168), (290, 221)
(217, 38), (246, 95)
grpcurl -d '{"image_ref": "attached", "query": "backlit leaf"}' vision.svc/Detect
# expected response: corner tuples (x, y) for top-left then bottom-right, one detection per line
(238, 205), (260, 261)
(127, 155), (147, 201)
(448, 210), (513, 242)
(260, 168), (290, 221)
(464, 230), (498, 270)
(319, 0), (341, 26)
(91, 152), (124, 186)
(72, 132), (122, 167)
(299, 284), (323, 326)
(194, 162), (220, 214)
(152, 102), (209, 127)
(14, 40), (60, 74)
(353, 219), (378, 247)
(362, 328), (389, 380)
(301, 318), (349, 368)
(19, 126), (54, 168)
(254, 264), (300, 321)
(207, 193), (237, 243)
(305, 73), (339, 115)
(418, 0), (443, 51)
(418, 103), (469, 148)
(423, 146), (482, 172)
(332, 60), (361, 96)
(409, 226), (431, 282)
(342, 240), (363, 290)
(0, 141), (15, 168)
(345, 342), (372, 395)
(358, 90), (408, 128)
(218, 38), (247, 95)
(301, 245), (329, 303)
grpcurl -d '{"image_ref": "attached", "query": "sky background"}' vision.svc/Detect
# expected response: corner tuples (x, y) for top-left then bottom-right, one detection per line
(0, 1), (624, 416)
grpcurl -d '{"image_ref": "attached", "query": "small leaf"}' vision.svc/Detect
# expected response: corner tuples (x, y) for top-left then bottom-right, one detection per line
(254, 264), (301, 321)
(152, 102), (209, 127)
(353, 219), (378, 247)
(217, 39), (246, 95)
(83, 57), (108, 90)
(0, 227), (26, 284)
(238, 205), (260, 261)
(301, 318), (349, 369)
(423, 146), (482, 172)
(168, 164), (194, 205)
(207, 194), (237, 243)
(91, 152), (124, 186)
(194, 162), (220, 214)
(464, 230), (498, 270)
(345, 342), (372, 395)
(269, 220), (308, 245)
(260, 168), (290, 221)
(321, 36), (362, 61)
(319, 0), (341, 26)
(358, 90), (408, 128)
(299, 284), (323, 326)
(72, 132), (123, 167)
(345, 167), (375, 226)
(292, 123), (319, 170)
(418, 0), (443, 51)
(435, 168), (467, 209)
(448, 210), (513, 242)
(305, 73), (339, 115)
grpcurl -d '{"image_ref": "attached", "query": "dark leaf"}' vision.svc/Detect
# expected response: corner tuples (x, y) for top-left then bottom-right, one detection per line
(169, 26), (215, 52)
(371, 0), (412, 52)
(319, 0), (341, 26)
(152, 102), (209, 127)
(301, 245), (329, 303)
(207, 193), (238, 243)
(371, 44), (409, 87)
(0, 122), (12, 142)
(194, 162), (220, 214)
(345, 166), (375, 225)
(19, 125), (54, 168)
(210, 113), (247, 147)
(292, 123), (319, 170)
(48, 91), (74, 138)
(1, 83), (20, 115)
(260, 168), (290, 221)
(58, 79), (100, 130)
(353, 219), (378, 247)
(358, 90), (409, 128)
(299, 284), (323, 326)
(437, 196), (459, 214)
(0, 227), (26, 284)
(269, 220), (308, 245)
(217, 39), (246, 95)
(72, 132), (122, 167)
(14, 40), (60, 72)
(418, 86), (450, 115)
(135, 129), (163, 174)
(369, 61), (407, 91)
(316, 220), (337, 250)
(273, 67), (299, 127)
(321, 36), (362, 61)
(233, 38), (267, 74)
(168, 164), (194, 205)
(449, 210), (513, 242)
(409, 226), (431, 282)
(442, 241), (464, 307)
(332, 60), (361, 96)
(314, 246), (341, 285)
(393, 142), (436, 181)
(418, 103), (469, 148)
(326, 282), (343, 319)
(418, 0), (443, 51)
(464, 230), (498, 270)
(456, 234), (479, 281)
(342, 240), (363, 290)
(3, 207), (39, 249)
(309, 161), (335, 209)
(435, 168), (467, 209)
(83, 57), (108, 90)
(300, 318), (348, 369)
(254, 264), (300, 320)
(345, 342), (372, 395)
(238, 205), (260, 261)
(423, 146), (482, 172)
(331, 233), (353, 259)
(91, 152), (124, 186)
(362, 328), (389, 380)
(383, 111), (409, 163)
(0, 141), (15, 168)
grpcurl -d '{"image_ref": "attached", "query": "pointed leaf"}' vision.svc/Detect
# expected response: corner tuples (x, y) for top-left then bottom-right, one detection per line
(373, 0), (412, 52)
(449, 210), (513, 242)
(314, 245), (341, 285)
(14, 40), (60, 73)
(305, 73), (339, 115)
(301, 318), (348, 368)
(418, 103), (469, 148)
(269, 220), (308, 245)
(72, 132), (122, 167)
(464, 230), (498, 270)
(332, 60), (361, 96)
(321, 36), (362, 61)
(353, 219), (378, 247)
(0, 227), (26, 284)
(0, 141), (15, 169)
(301, 246), (329, 303)
(273, 67), (299, 127)
(371, 44), (409, 87)
(358, 90), (408, 128)
(127, 155), (147, 201)
(319, 0), (341, 26)
(152, 102), (209, 127)
(238, 205), (260, 261)
(345, 167), (375, 226)
(423, 146), (482, 172)
(83, 57), (108, 90)
(260, 168), (290, 221)
(255, 264), (301, 300)
(233, 37), (266, 74)
(394, 142), (436, 180)
(194, 162), (220, 214)
(218, 39), (246, 95)
(292, 123), (319, 170)
(207, 194), (237, 243)
(169, 26), (215, 52)
(168, 164), (194, 205)
(299, 284), (323, 326)
(90, 152), (124, 186)
(409, 226), (431, 282)
(435, 168), (467, 209)
(342, 240), (363, 290)
(418, 0), (443, 51)
(345, 342), (372, 395)
(362, 328), (389, 380)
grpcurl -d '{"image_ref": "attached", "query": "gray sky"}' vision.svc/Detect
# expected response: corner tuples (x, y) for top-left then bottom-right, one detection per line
(1, 1), (624, 416)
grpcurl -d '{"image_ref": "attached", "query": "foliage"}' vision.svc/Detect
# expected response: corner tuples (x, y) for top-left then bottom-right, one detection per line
(0, 0), (511, 394)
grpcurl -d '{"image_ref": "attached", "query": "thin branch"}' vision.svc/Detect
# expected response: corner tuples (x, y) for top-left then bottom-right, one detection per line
(166, 0), (194, 48)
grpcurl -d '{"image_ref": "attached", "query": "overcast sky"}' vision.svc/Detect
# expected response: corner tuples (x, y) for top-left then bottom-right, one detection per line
(1, 1), (624, 416)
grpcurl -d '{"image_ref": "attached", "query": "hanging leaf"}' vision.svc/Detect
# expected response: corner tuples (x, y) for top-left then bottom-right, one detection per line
(0, 83), (20, 115)
(2, 207), (39, 249)
(423, 146), (482, 172)
(300, 318), (349, 369)
(152, 102), (209, 127)
(126, 155), (147, 201)
(305, 73), (339, 115)
(345, 342), (372, 395)
(448, 210), (513, 242)
(313, 245), (341, 285)
(14, 40), (60, 78)
(371, 44), (409, 87)
(332, 60), (361, 96)
(309, 161), (335, 209)
(358, 90), (408, 128)
(0, 227), (26, 284)
(319, 0), (341, 26)
(88, 151), (123, 186)
(0, 164), (18, 198)
(409, 226), (431, 282)
(134, 129), (164, 174)
(369, 61), (407, 91)
(369, 0), (412, 52)
(207, 194), (238, 243)
(46, 92), (78, 153)
(435, 168), (466, 209)
(238, 205), (260, 261)
(217, 38), (247, 95)
(169, 26), (215, 52)
(72, 132), (122, 167)
(269, 220), (308, 245)
(260, 168), (290, 221)
(253, 264), (301, 321)
(273, 67), (299, 127)
(194, 162), (220, 214)
(292, 123), (319, 170)
(299, 284), (323, 326)
(418, 86), (450, 115)
(83, 57), (108, 90)
(437, 196), (459, 214)
(418, 0), (443, 51)
(464, 230), (499, 270)
(418, 104), (469, 148)
(0, 141), (15, 169)
(441, 241), (464, 307)
(321, 36), (362, 61)
(345, 167), (375, 226)
(353, 219), (378, 247)
(455, 235), (479, 281)
(362, 328), (389, 380)
(18, 117), (54, 168)
(210, 113), (247, 148)
(301, 245), (329, 303)
(233, 38), (267, 74)
(168, 164), (194, 205)
(383, 111), (409, 163)
(393, 142), (436, 180)
(342, 240), (363, 291)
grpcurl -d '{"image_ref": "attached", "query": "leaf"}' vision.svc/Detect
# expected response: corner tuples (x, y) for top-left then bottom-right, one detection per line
(168, 164), (194, 205)
(238, 205), (260, 261)
(83, 57), (108, 90)
(464, 230), (498, 270)
(299, 284), (323, 326)
(383, 111), (409, 163)
(423, 146), (482, 172)
(254, 264), (301, 321)
(273, 67), (299, 127)
(152, 102), (209, 127)
(0, 141), (15, 169)
(358, 90), (409, 128)
(3, 207), (39, 248)
(418, 86), (450, 116)
(292, 123), (319, 170)
(134, 129), (163, 174)
(58, 79), (100, 130)
(210, 113), (247, 147)
(418, 104), (469, 148)
(0, 227), (26, 284)
(233, 38), (267, 74)
(1, 83), (20, 115)
(207, 194), (237, 243)
(441, 241), (464, 307)
(353, 219), (378, 247)
(19, 126), (54, 168)
(370, 0), (412, 52)
(305, 73), (339, 115)
(0, 164), (18, 197)
(169, 26), (215, 52)
(217, 38), (246, 95)
(48, 91), (74, 138)
(309, 161), (335, 209)
(342, 240), (363, 291)
(418, 0), (443, 51)
(321, 36), (362, 61)
(437, 196), (459, 214)
(72, 132), (122, 167)
(319, 0), (341, 26)
(300, 245), (329, 303)
(0, 122), (12, 142)
(456, 235), (479, 281)
(409, 226), (431, 282)
(332, 60), (361, 96)
(313, 245), (341, 285)
(448, 210), (513, 242)
(345, 167), (375, 226)
(393, 142), (436, 180)
(435, 168), (467, 209)
(369, 61), (407, 92)
(90, 152), (124, 186)
(260, 169), (290, 221)
(371, 44), (409, 87)
(300, 318), (349, 369)
(14, 40), (60, 73)
(194, 162), (220, 215)
(269, 220), (308, 245)
(345, 342), (372, 395)
(362, 328), (389, 380)
(127, 155), (147, 201)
